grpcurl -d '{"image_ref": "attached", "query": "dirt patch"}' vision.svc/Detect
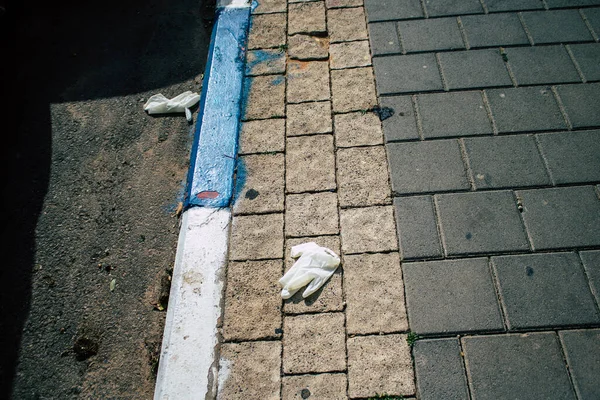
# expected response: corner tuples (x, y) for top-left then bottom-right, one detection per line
(3, 0), (214, 397)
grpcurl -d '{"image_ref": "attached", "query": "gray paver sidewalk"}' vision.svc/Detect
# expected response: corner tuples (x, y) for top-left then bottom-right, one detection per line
(368, 0), (600, 398)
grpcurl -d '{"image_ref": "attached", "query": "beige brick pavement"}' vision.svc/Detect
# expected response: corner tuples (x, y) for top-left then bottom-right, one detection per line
(217, 0), (416, 398)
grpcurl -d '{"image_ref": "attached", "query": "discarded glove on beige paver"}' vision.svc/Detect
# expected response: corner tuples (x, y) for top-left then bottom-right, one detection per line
(279, 242), (340, 299)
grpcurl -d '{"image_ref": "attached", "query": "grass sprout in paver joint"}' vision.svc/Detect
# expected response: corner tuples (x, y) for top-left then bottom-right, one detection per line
(406, 331), (421, 346)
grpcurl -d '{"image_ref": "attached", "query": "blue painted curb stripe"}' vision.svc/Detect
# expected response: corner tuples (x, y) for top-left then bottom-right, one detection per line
(185, 6), (250, 208)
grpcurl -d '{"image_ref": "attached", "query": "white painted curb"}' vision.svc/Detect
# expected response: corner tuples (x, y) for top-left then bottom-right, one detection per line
(154, 207), (230, 400)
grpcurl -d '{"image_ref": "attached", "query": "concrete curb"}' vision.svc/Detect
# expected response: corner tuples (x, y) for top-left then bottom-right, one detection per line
(154, 2), (250, 398)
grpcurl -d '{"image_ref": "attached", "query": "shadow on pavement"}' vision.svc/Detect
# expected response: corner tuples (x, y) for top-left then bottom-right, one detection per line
(1, 0), (214, 396)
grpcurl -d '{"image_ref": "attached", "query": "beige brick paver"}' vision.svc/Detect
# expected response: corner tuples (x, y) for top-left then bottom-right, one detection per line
(239, 118), (285, 155)
(221, 1), (416, 398)
(334, 111), (383, 147)
(246, 49), (286, 76)
(282, 373), (347, 400)
(252, 0), (287, 14)
(326, 0), (362, 7)
(283, 313), (346, 374)
(233, 154), (285, 214)
(218, 341), (281, 400)
(327, 7), (368, 43)
(347, 334), (415, 398)
(229, 213), (284, 260)
(243, 75), (286, 120)
(248, 13), (287, 49)
(340, 205), (398, 253)
(223, 260), (283, 341)
(289, 1), (327, 35)
(288, 60), (331, 103)
(344, 252), (408, 334)
(286, 134), (336, 193)
(331, 67), (377, 113)
(337, 146), (392, 207)
(288, 34), (329, 60)
(330, 40), (371, 69)
(287, 101), (332, 136)
(286, 192), (339, 237)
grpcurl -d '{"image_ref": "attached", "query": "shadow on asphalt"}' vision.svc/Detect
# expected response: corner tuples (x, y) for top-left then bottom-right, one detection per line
(1, 0), (214, 396)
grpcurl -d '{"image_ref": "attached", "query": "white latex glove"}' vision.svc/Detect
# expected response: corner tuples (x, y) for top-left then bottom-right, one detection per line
(143, 91), (201, 122)
(279, 242), (340, 299)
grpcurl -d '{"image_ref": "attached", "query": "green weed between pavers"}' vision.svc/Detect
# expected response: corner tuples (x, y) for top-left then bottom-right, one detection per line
(406, 331), (421, 346)
(368, 394), (405, 400)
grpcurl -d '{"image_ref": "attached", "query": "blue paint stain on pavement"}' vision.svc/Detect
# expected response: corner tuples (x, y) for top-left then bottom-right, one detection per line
(244, 49), (284, 76)
(271, 75), (284, 86)
(185, 5), (251, 208)
(251, 0), (259, 12)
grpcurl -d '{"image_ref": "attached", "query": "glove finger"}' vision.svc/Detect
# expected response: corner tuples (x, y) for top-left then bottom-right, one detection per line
(302, 277), (325, 298)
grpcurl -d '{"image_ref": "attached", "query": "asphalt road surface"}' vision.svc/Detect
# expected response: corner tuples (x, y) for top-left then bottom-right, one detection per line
(2, 0), (213, 397)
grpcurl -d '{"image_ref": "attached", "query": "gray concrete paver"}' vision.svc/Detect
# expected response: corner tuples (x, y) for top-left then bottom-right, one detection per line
(417, 91), (493, 138)
(580, 250), (600, 307)
(569, 43), (600, 81)
(521, 9), (594, 44)
(397, 17), (464, 53)
(366, 2), (600, 399)
(368, 22), (401, 55)
(373, 53), (443, 94)
(413, 338), (470, 400)
(438, 49), (512, 89)
(380, 95), (420, 141)
(464, 135), (551, 189)
(462, 333), (576, 400)
(518, 186), (600, 250)
(486, 87), (566, 133)
(461, 13), (530, 47)
(559, 329), (600, 400)
(536, 130), (600, 184)
(436, 190), (529, 255)
(424, 0), (483, 17)
(492, 252), (600, 329)
(403, 258), (504, 334)
(506, 45), (581, 86)
(556, 83), (600, 128)
(387, 140), (470, 194)
(364, 0), (422, 22)
(394, 196), (443, 260)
